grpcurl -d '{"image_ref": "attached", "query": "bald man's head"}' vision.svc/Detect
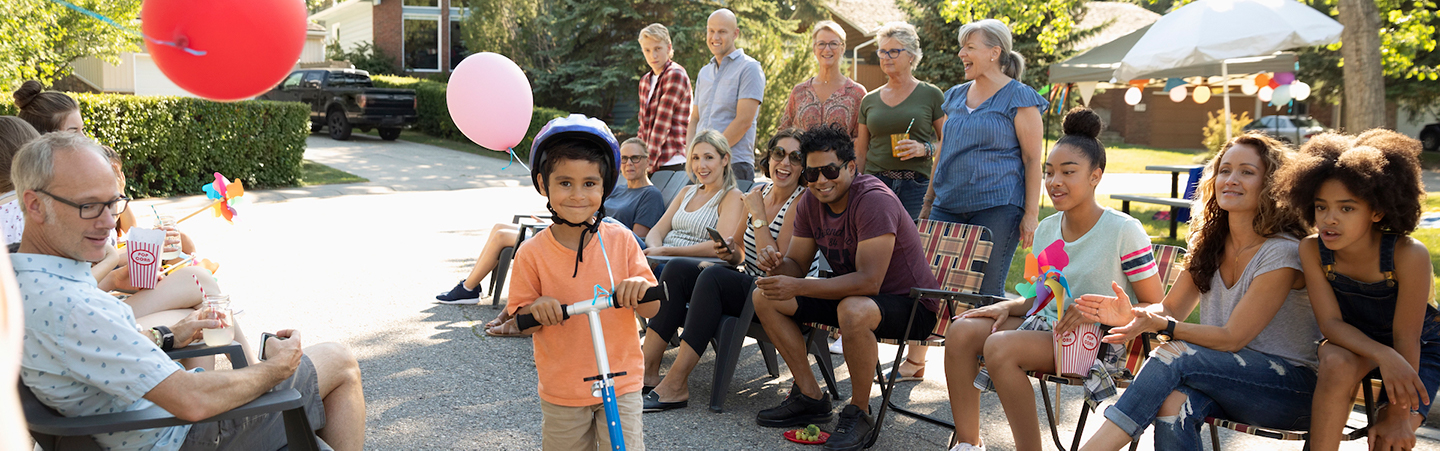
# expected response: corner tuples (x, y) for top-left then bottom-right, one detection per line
(706, 8), (740, 59)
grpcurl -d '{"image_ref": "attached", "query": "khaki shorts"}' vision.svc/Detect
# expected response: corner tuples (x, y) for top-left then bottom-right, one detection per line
(181, 355), (328, 451)
(540, 390), (643, 451)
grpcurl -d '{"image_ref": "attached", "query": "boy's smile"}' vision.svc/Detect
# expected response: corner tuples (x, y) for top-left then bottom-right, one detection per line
(541, 159), (605, 225)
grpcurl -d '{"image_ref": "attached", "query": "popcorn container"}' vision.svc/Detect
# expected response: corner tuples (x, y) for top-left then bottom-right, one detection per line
(125, 227), (164, 289)
(1056, 323), (1102, 377)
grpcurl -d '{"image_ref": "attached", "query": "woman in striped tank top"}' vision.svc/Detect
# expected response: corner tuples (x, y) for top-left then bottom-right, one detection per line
(643, 130), (744, 256)
(640, 129), (814, 412)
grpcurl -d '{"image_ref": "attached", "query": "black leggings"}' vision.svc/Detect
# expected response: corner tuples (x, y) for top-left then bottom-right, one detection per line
(647, 258), (753, 356)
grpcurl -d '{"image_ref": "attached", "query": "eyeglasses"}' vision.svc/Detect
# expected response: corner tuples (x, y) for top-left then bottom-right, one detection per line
(802, 162), (849, 183)
(35, 189), (129, 219)
(876, 48), (910, 59)
(620, 155), (648, 165)
(814, 41), (843, 50)
(769, 148), (803, 165)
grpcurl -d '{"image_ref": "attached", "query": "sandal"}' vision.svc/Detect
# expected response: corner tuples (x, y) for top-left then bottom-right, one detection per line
(484, 317), (531, 337)
(876, 357), (926, 383)
(484, 312), (510, 330)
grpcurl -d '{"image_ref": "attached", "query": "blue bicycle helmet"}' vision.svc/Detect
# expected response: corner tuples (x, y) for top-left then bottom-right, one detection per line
(527, 114), (621, 277)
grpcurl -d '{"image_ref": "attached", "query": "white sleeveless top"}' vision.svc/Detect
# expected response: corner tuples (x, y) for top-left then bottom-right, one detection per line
(663, 185), (723, 248)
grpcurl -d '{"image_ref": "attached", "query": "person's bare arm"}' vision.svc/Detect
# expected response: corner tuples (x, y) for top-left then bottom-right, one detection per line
(855, 123), (870, 173)
(92, 244), (123, 285)
(918, 139), (942, 220)
(1015, 106), (1043, 249)
(723, 99), (761, 147)
(645, 187), (686, 250)
(652, 190), (745, 257)
(790, 234), (895, 299)
(686, 109), (699, 147)
(144, 330), (304, 422)
(1161, 269), (1299, 351)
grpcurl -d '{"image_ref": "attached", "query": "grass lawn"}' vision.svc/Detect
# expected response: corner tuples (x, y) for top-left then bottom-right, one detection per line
(1098, 144), (1208, 173)
(398, 130), (511, 161)
(298, 160), (368, 187)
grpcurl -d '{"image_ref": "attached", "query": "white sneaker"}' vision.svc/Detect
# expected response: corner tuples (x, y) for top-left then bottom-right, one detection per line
(949, 443), (985, 451)
(828, 338), (844, 354)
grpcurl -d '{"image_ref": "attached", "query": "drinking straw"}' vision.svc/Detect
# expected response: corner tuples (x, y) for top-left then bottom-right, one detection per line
(192, 274), (205, 298)
(161, 256), (196, 275)
(151, 205), (161, 220)
(903, 118), (915, 135)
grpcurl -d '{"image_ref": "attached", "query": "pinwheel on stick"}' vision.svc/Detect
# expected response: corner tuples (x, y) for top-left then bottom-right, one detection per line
(178, 173), (245, 224)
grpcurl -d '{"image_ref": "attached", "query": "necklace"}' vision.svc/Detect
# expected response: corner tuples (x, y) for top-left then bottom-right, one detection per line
(1226, 235), (1265, 281)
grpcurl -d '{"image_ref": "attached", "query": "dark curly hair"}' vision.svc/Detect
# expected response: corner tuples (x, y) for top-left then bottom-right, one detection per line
(1275, 129), (1425, 235)
(798, 123), (855, 163)
(758, 127), (804, 175)
(1054, 107), (1106, 171)
(1186, 132), (1309, 293)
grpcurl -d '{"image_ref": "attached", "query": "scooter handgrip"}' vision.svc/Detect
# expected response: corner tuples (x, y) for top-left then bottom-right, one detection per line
(515, 308), (572, 330)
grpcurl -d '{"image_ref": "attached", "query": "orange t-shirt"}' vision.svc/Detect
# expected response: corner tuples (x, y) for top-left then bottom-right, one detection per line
(506, 221), (656, 406)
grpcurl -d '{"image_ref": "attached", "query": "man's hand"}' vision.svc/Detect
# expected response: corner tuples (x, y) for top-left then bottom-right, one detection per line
(613, 277), (656, 309)
(170, 308), (223, 348)
(264, 329), (304, 372)
(756, 245), (783, 274)
(755, 275), (801, 301)
(530, 296), (566, 326)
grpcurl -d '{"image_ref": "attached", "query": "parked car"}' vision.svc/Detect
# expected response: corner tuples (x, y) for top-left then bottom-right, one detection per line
(1420, 123), (1439, 152)
(258, 68), (417, 141)
(1242, 115), (1326, 145)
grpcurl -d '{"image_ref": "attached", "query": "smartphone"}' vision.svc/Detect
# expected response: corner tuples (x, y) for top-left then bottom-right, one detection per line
(259, 332), (285, 361)
(706, 226), (725, 245)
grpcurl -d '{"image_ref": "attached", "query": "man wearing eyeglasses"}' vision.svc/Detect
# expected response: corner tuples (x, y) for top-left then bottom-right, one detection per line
(749, 124), (940, 451)
(13, 133), (368, 450)
(688, 8), (764, 183)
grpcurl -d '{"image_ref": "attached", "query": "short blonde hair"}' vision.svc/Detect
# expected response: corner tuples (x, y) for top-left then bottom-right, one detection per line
(638, 23), (674, 58)
(812, 20), (846, 42)
(876, 21), (922, 71)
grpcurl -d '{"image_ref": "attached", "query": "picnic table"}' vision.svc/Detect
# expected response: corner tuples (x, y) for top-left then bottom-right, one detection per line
(1112, 164), (1203, 240)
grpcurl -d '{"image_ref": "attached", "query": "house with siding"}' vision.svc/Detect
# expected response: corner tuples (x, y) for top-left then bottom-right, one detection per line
(308, 0), (469, 75)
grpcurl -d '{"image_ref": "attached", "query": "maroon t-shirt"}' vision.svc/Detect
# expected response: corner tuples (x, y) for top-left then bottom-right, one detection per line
(792, 174), (941, 311)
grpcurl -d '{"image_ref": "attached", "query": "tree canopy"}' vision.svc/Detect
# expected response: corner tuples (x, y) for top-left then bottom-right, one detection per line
(0, 0), (142, 90)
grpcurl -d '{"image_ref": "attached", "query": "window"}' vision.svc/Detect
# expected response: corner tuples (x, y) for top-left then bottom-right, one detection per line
(449, 20), (469, 70)
(403, 0), (437, 6)
(1290, 117), (1320, 128)
(327, 72), (373, 88)
(281, 72), (304, 89)
(404, 17), (441, 71)
(302, 71), (325, 87)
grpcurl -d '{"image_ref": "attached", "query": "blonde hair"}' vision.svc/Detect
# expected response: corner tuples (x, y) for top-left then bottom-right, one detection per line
(638, 23), (674, 58)
(957, 19), (1025, 81)
(876, 22), (922, 71)
(812, 20), (846, 42)
(687, 130), (738, 194)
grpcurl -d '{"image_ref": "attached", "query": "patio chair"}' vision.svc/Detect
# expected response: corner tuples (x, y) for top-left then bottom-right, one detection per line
(488, 214), (550, 306)
(649, 168), (692, 207)
(23, 342), (324, 451)
(805, 220), (1003, 437)
(1028, 244), (1187, 451)
(1204, 371), (1380, 450)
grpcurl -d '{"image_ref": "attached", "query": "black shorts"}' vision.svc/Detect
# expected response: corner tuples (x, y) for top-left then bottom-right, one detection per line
(790, 293), (937, 341)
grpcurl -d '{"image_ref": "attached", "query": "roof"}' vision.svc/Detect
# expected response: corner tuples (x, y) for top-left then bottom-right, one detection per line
(1070, 2), (1161, 53)
(825, 0), (908, 37)
(309, 0), (370, 23)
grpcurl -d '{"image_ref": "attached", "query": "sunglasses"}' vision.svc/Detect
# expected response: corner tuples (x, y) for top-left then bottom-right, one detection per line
(769, 148), (803, 165)
(802, 162), (849, 184)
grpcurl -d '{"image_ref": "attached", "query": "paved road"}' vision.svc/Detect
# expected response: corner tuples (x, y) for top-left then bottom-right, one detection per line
(130, 133), (1438, 450)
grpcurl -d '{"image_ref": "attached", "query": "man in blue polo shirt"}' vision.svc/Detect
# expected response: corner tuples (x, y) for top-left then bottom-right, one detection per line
(688, 8), (765, 183)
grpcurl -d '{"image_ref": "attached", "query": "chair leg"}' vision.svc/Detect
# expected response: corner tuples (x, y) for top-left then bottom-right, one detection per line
(709, 315), (744, 413)
(1071, 400), (1091, 451)
(1209, 421), (1221, 451)
(283, 406), (322, 451)
(871, 339), (909, 444)
(1040, 379), (1072, 451)
(490, 247), (514, 306)
(807, 329), (841, 399)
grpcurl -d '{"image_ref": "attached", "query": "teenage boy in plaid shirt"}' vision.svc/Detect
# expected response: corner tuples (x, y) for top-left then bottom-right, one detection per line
(636, 23), (691, 177)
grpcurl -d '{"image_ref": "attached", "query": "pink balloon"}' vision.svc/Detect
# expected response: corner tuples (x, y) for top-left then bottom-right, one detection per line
(447, 53), (534, 151)
(1273, 72), (1295, 85)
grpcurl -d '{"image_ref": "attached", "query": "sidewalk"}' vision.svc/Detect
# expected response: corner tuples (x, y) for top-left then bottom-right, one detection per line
(129, 133), (1438, 450)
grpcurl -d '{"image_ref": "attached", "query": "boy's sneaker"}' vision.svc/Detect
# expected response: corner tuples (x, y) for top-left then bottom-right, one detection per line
(756, 389), (833, 428)
(435, 281), (483, 304)
(822, 404), (875, 451)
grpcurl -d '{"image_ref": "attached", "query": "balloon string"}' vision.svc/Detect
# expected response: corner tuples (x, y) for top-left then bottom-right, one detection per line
(502, 147), (532, 172)
(48, 0), (207, 56)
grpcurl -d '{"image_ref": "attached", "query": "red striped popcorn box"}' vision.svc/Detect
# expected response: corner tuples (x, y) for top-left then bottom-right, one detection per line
(1056, 323), (1102, 377)
(126, 227), (164, 289)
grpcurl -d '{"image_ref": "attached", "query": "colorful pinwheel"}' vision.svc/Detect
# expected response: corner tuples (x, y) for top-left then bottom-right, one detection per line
(1016, 240), (1071, 318)
(178, 173), (245, 224)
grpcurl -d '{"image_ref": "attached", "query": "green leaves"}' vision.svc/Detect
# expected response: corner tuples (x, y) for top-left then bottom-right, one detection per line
(0, 0), (142, 90)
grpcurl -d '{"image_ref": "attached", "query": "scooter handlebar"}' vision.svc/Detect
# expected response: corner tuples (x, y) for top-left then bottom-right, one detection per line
(515, 284), (666, 330)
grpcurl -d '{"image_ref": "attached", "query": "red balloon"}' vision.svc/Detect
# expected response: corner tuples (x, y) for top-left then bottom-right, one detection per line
(142, 0), (306, 102)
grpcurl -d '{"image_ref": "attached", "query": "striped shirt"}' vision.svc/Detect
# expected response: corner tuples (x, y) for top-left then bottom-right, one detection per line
(934, 79), (1048, 215)
(1029, 208), (1158, 322)
(741, 184), (820, 277)
(662, 185), (723, 248)
(638, 61), (692, 170)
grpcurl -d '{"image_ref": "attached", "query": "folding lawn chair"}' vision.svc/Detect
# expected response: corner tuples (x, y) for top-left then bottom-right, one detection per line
(1204, 371), (1380, 450)
(488, 214), (550, 306)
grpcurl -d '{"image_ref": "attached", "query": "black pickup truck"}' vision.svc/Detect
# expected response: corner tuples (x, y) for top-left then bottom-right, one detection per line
(260, 69), (417, 141)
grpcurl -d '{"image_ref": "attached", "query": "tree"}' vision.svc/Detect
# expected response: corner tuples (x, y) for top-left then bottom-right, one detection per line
(0, 0), (142, 90)
(904, 0), (1100, 91)
(1336, 0), (1386, 131)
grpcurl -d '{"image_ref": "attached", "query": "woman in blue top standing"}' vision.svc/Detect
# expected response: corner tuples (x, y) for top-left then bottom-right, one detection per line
(921, 19), (1047, 297)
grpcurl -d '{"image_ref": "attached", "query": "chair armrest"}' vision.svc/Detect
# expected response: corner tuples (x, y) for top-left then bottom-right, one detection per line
(908, 288), (1007, 309)
(167, 342), (248, 369)
(28, 389), (304, 437)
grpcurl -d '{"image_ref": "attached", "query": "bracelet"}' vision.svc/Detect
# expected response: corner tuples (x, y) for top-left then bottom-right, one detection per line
(153, 325), (175, 351)
(924, 142), (935, 156)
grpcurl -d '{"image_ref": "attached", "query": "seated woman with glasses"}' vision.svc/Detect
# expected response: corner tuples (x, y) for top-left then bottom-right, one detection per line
(440, 139), (666, 336)
(641, 129), (818, 409)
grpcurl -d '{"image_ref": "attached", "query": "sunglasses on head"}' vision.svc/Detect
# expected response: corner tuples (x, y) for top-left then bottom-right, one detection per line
(802, 162), (849, 183)
(769, 147), (803, 165)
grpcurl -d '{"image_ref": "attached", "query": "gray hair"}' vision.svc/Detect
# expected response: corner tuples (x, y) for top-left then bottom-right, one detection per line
(12, 132), (104, 196)
(812, 20), (846, 42)
(957, 19), (1026, 81)
(620, 137), (648, 156)
(876, 22), (922, 71)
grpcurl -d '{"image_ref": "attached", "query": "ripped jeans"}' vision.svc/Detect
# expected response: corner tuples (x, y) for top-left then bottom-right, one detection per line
(1103, 341), (1318, 451)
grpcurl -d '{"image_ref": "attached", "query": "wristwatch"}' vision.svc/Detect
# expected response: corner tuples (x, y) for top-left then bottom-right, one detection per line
(751, 218), (767, 230)
(153, 325), (175, 351)
(1156, 319), (1177, 343)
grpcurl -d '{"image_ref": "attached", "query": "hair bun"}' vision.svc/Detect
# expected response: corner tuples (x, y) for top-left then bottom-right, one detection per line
(1061, 106), (1103, 139)
(12, 80), (43, 109)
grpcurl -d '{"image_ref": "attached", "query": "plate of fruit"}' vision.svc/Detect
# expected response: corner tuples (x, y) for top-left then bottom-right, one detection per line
(784, 424), (828, 445)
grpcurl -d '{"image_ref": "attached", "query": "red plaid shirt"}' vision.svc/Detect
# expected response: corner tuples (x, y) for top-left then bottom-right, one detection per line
(637, 61), (692, 173)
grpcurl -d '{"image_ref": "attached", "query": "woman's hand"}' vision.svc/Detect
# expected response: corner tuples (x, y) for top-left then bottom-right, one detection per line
(1076, 282), (1139, 327)
(895, 139), (929, 161)
(1019, 210), (1039, 249)
(741, 183), (767, 217)
(643, 246), (668, 257)
(756, 245), (784, 274)
(1378, 350), (1431, 413)
(1103, 308), (1168, 344)
(1053, 303), (1087, 337)
(715, 237), (738, 265)
(959, 303), (1010, 333)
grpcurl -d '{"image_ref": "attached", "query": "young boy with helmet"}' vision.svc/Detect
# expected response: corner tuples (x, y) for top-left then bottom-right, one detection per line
(508, 115), (660, 450)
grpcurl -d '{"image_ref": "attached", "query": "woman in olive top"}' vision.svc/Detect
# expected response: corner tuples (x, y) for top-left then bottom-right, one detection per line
(856, 21), (945, 221)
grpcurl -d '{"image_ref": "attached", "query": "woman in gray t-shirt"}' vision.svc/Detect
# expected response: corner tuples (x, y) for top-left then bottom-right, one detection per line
(1073, 134), (1320, 451)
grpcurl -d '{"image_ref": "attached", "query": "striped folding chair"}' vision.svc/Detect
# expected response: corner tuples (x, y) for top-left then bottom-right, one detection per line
(1030, 244), (1188, 451)
(804, 220), (1005, 437)
(1204, 371), (1380, 449)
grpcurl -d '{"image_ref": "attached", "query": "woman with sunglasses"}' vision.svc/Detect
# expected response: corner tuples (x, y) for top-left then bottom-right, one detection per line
(642, 129), (816, 411)
(778, 21), (867, 137)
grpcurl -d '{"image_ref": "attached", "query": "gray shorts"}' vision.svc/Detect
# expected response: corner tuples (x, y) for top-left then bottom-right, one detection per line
(181, 355), (329, 451)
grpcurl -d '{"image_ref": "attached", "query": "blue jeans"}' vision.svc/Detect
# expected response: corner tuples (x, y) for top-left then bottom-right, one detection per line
(928, 205), (1023, 297)
(1104, 341), (1318, 451)
(874, 173), (928, 221)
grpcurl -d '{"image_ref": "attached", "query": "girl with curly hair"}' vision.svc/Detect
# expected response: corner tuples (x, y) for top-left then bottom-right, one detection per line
(1275, 130), (1439, 451)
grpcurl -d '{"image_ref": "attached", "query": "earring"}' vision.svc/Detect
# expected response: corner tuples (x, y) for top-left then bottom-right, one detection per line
(990, 58), (995, 62)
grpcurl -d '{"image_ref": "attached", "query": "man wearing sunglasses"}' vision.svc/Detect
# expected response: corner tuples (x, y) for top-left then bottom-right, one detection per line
(750, 124), (940, 451)
(13, 133), (368, 450)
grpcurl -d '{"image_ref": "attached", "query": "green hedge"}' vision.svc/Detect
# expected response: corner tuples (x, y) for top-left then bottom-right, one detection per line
(2, 95), (308, 198)
(371, 75), (566, 160)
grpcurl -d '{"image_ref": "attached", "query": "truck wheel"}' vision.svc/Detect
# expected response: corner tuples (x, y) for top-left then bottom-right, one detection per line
(379, 128), (402, 141)
(1422, 128), (1439, 152)
(328, 110), (352, 141)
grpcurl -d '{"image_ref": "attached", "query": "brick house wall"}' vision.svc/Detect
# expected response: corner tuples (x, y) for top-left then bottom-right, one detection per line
(372, 0), (402, 71)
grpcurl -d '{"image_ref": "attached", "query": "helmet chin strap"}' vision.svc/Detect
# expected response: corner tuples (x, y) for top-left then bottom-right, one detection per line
(546, 202), (607, 277)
